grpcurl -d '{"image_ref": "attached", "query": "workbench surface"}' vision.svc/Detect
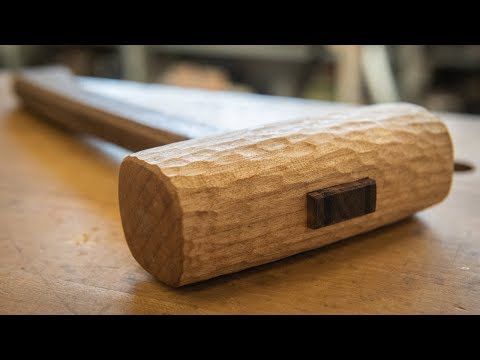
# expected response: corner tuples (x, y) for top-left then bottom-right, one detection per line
(1, 73), (479, 314)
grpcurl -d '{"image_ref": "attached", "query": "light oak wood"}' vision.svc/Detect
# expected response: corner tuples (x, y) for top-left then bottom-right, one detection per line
(13, 66), (214, 151)
(1, 71), (478, 313)
(13, 66), (353, 148)
(119, 103), (453, 286)
(17, 67), (453, 286)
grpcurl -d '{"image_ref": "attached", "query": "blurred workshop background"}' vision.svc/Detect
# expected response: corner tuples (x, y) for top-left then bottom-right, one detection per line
(2, 45), (480, 114)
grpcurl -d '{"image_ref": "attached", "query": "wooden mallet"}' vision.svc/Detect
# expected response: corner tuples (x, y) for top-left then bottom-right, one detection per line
(14, 67), (454, 286)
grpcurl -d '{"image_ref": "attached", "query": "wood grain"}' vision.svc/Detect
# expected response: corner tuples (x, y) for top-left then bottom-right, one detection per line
(13, 66), (214, 151)
(307, 178), (377, 229)
(1, 71), (479, 313)
(13, 66), (354, 149)
(119, 103), (453, 286)
(16, 67), (454, 287)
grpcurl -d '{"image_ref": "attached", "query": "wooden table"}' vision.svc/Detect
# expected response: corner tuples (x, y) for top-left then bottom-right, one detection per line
(1, 72), (479, 314)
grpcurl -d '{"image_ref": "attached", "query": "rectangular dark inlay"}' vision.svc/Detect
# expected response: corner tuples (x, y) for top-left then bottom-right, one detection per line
(307, 177), (376, 229)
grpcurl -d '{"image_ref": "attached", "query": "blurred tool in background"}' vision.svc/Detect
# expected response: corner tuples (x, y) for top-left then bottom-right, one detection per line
(1, 45), (479, 114)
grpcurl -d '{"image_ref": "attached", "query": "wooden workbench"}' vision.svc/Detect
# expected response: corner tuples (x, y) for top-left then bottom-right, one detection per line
(1, 72), (479, 314)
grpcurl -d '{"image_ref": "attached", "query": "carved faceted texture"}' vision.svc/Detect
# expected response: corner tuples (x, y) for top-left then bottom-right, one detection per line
(119, 103), (454, 287)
